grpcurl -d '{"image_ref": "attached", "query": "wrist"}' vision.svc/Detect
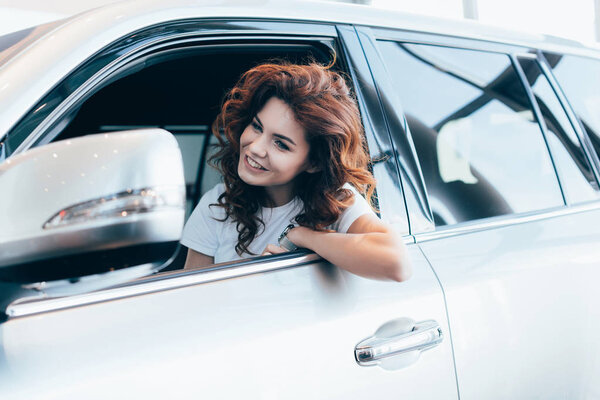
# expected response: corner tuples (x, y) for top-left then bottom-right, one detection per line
(287, 226), (315, 249)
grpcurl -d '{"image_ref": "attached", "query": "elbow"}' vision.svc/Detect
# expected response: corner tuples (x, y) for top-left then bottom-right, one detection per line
(387, 257), (413, 282)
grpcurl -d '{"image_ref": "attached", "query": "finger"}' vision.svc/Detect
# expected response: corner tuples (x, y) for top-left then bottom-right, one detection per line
(265, 244), (287, 254)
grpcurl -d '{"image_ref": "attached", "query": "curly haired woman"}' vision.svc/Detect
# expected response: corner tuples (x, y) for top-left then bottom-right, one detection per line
(181, 61), (411, 281)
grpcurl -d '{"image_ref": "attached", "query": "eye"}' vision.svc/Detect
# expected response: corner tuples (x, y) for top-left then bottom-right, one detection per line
(274, 139), (290, 151)
(251, 120), (262, 132)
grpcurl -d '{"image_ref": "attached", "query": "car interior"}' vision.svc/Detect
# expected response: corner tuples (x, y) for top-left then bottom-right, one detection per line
(50, 41), (337, 271)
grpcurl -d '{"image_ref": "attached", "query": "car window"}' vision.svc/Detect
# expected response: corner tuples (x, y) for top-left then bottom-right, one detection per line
(377, 41), (564, 226)
(517, 57), (600, 203)
(544, 53), (600, 163)
(30, 36), (399, 270)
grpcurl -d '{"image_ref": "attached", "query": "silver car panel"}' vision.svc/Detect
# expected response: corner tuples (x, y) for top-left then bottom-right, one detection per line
(418, 208), (600, 399)
(1, 245), (458, 400)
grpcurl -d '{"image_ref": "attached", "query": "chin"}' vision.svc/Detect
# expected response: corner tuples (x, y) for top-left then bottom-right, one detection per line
(238, 167), (261, 187)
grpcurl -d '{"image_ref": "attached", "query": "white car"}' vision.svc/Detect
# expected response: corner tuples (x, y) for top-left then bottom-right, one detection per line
(1, 1), (599, 399)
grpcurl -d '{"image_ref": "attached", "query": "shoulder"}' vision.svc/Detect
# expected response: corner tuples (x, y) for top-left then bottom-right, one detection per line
(203, 182), (226, 202)
(341, 182), (361, 196)
(339, 182), (367, 205)
(190, 183), (227, 221)
(195, 183), (225, 210)
(331, 183), (375, 233)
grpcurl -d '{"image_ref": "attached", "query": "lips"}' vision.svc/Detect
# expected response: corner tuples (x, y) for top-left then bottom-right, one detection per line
(245, 155), (267, 171)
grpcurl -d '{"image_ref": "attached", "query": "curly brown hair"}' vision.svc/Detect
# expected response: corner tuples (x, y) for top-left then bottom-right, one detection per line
(210, 61), (376, 256)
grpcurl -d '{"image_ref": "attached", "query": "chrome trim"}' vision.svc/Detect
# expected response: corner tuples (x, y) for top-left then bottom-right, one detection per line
(355, 319), (443, 366)
(20, 262), (164, 298)
(15, 33), (335, 154)
(6, 252), (322, 318)
(43, 185), (184, 230)
(415, 201), (600, 242)
(372, 32), (526, 55)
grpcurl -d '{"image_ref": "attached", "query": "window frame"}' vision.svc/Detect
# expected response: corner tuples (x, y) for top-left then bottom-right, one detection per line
(3, 18), (411, 295)
(514, 53), (600, 204)
(358, 25), (600, 240)
(538, 51), (600, 185)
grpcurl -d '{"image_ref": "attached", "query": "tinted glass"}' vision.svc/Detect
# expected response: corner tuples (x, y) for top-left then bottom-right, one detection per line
(378, 42), (563, 226)
(518, 57), (599, 203)
(544, 53), (600, 161)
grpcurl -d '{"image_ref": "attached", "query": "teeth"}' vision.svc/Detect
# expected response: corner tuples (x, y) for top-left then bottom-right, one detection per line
(247, 156), (264, 170)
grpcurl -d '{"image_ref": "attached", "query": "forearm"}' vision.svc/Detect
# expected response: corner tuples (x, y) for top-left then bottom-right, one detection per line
(288, 227), (411, 282)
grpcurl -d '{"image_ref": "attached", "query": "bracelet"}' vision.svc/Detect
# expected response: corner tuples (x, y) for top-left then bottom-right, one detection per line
(278, 224), (298, 251)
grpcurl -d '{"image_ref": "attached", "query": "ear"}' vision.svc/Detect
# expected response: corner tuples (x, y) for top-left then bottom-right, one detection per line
(305, 163), (321, 174)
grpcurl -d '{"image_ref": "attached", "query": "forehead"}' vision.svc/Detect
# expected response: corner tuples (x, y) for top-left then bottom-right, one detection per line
(257, 97), (306, 141)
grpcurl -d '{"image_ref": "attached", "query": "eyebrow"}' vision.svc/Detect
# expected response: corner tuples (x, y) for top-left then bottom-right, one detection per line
(254, 115), (296, 146)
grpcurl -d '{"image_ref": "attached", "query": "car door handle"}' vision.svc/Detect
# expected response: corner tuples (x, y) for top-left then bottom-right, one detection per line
(355, 318), (443, 369)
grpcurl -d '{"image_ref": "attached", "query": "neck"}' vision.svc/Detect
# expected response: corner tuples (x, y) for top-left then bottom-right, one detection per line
(263, 182), (295, 207)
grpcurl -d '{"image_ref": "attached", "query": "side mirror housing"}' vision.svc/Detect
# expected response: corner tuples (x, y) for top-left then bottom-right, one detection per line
(0, 129), (185, 284)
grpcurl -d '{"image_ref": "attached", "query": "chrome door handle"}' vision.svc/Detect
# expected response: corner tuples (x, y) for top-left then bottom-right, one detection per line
(355, 318), (443, 369)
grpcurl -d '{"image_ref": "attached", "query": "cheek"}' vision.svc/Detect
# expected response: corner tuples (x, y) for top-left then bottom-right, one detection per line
(239, 128), (252, 147)
(277, 152), (310, 174)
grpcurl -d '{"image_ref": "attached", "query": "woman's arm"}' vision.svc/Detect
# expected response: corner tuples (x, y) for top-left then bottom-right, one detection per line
(184, 248), (215, 270)
(286, 214), (412, 282)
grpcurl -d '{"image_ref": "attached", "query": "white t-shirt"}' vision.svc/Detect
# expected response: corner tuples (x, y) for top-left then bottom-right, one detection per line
(181, 183), (375, 264)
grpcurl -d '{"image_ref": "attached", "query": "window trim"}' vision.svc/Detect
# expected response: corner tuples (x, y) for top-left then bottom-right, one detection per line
(13, 36), (337, 155)
(538, 51), (600, 186)
(7, 234), (417, 319)
(414, 200), (600, 243)
(5, 18), (338, 157)
(4, 20), (413, 311)
(511, 52), (567, 206)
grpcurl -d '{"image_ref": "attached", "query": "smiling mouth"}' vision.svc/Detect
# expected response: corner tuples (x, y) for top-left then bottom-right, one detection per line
(246, 155), (268, 171)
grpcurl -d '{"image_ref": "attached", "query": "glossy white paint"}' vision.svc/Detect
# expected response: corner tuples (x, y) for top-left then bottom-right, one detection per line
(417, 208), (600, 399)
(0, 1), (598, 398)
(0, 246), (458, 400)
(0, 0), (598, 143)
(0, 130), (184, 264)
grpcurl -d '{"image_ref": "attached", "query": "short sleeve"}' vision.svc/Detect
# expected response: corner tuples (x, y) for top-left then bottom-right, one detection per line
(180, 184), (225, 256)
(330, 184), (376, 233)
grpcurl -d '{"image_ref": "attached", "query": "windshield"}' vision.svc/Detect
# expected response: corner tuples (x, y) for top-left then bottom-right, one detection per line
(0, 20), (65, 70)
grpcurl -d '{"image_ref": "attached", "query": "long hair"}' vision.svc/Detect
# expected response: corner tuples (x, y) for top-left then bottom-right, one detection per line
(210, 61), (376, 256)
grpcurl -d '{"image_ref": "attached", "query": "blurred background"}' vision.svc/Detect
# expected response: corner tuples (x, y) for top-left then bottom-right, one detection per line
(0, 0), (599, 45)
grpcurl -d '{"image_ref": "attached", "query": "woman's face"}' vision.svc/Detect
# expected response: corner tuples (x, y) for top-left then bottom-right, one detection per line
(238, 97), (315, 205)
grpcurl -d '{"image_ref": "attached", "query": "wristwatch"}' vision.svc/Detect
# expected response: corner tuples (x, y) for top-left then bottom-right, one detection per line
(278, 224), (298, 251)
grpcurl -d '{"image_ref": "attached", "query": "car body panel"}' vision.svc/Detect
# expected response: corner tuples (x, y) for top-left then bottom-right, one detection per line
(1, 246), (457, 399)
(0, 1), (599, 398)
(417, 207), (600, 399)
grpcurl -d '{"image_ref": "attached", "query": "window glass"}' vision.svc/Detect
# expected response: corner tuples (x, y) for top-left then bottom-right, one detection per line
(377, 41), (563, 226)
(544, 53), (600, 161)
(518, 57), (599, 203)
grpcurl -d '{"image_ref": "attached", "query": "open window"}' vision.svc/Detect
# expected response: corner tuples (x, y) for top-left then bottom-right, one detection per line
(38, 37), (339, 272)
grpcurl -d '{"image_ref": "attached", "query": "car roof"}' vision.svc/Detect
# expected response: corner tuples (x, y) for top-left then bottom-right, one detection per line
(82, 0), (598, 53)
(1, 0), (599, 142)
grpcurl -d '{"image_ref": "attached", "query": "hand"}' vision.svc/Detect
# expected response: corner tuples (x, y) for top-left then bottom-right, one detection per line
(286, 226), (335, 249)
(261, 243), (288, 256)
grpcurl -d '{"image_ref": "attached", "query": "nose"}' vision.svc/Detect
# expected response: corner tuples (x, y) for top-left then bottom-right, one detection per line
(247, 133), (268, 158)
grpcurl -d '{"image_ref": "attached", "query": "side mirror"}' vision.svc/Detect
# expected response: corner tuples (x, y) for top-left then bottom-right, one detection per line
(0, 129), (185, 285)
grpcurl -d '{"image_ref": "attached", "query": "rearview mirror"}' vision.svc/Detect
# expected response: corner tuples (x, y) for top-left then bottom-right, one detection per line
(0, 129), (185, 284)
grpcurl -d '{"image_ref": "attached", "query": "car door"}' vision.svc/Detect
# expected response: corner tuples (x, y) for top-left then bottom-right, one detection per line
(0, 11), (458, 399)
(360, 25), (600, 399)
